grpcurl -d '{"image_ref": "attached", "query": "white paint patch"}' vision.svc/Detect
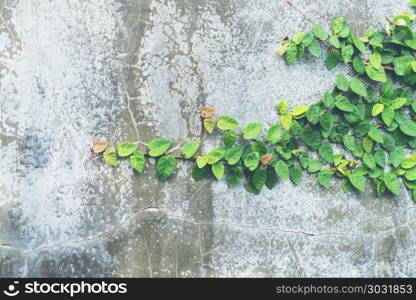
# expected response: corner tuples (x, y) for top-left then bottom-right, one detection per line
(0, 0), (126, 255)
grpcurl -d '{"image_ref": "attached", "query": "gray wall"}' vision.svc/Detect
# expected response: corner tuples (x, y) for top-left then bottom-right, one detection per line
(0, 0), (415, 277)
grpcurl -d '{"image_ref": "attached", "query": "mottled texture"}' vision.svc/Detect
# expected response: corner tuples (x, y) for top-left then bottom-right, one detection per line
(0, 0), (415, 277)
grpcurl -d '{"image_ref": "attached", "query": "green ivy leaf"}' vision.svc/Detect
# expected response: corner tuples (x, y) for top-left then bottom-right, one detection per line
(242, 122), (263, 140)
(206, 147), (227, 164)
(217, 116), (239, 130)
(289, 164), (303, 185)
(362, 136), (374, 153)
(156, 155), (176, 181)
(342, 178), (352, 193)
(329, 35), (340, 48)
(274, 160), (289, 180)
(401, 157), (416, 169)
(244, 178), (260, 194)
(393, 55), (414, 76)
(352, 56), (365, 74)
(336, 74), (349, 91)
(348, 173), (366, 192)
(368, 126), (383, 143)
(390, 147), (404, 168)
(350, 77), (368, 97)
(399, 119), (416, 137)
(341, 44), (354, 64)
(325, 50), (341, 70)
(317, 169), (334, 188)
(313, 24), (328, 40)
(292, 32), (305, 45)
(253, 168), (267, 191)
(225, 146), (243, 165)
(284, 43), (297, 65)
(355, 123), (371, 139)
(376, 181), (386, 198)
(103, 148), (119, 167)
(130, 151), (146, 173)
(266, 124), (283, 144)
(181, 141), (200, 159)
(204, 117), (216, 133)
(299, 152), (310, 169)
(381, 107), (394, 126)
(223, 130), (237, 148)
(308, 39), (321, 57)
(117, 142), (137, 157)
(352, 35), (366, 53)
(244, 152), (260, 171)
(363, 153), (376, 169)
(148, 139), (172, 157)
(265, 168), (279, 189)
(307, 159), (324, 173)
(365, 64), (386, 82)
(384, 172), (401, 195)
(212, 162), (225, 180)
(405, 167), (416, 181)
(318, 142), (334, 163)
(374, 150), (386, 168)
(390, 98), (407, 110)
(369, 52), (381, 69)
(306, 103), (321, 124)
(300, 126), (322, 150)
(331, 17), (345, 34)
(226, 167), (243, 188)
(334, 96), (354, 112)
(192, 164), (208, 181)
(196, 155), (208, 168)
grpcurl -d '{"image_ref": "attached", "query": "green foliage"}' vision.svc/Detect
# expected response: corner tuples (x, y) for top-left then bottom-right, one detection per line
(156, 155), (176, 181)
(98, 7), (416, 202)
(217, 116), (239, 130)
(103, 148), (119, 167)
(181, 141), (200, 159)
(242, 122), (263, 139)
(148, 139), (172, 157)
(274, 160), (289, 180)
(117, 142), (137, 157)
(130, 151), (146, 173)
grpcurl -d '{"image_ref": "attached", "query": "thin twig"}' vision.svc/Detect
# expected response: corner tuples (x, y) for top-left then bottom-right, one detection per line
(284, 0), (319, 24)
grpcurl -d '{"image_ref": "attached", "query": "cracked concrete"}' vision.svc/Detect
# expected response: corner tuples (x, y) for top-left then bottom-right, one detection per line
(1, 0), (416, 277)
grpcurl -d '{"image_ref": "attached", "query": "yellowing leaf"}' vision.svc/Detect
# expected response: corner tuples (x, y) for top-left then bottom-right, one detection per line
(277, 45), (287, 56)
(372, 103), (384, 116)
(91, 141), (108, 154)
(204, 117), (215, 133)
(196, 155), (208, 168)
(280, 114), (293, 131)
(291, 105), (309, 116)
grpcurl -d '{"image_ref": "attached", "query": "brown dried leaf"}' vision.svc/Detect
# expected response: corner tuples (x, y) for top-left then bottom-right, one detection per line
(261, 153), (273, 166)
(201, 107), (216, 118)
(91, 141), (108, 154)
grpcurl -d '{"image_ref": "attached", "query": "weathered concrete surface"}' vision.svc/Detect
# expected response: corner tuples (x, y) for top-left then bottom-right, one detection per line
(0, 0), (415, 277)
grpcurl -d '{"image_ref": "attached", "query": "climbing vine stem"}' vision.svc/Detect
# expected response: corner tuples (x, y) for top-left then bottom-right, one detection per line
(94, 3), (416, 201)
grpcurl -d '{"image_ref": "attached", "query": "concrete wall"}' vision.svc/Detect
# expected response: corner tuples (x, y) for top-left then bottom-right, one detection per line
(0, 0), (415, 277)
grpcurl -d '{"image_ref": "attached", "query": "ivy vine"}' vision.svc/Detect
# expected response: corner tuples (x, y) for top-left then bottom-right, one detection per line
(93, 3), (416, 201)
